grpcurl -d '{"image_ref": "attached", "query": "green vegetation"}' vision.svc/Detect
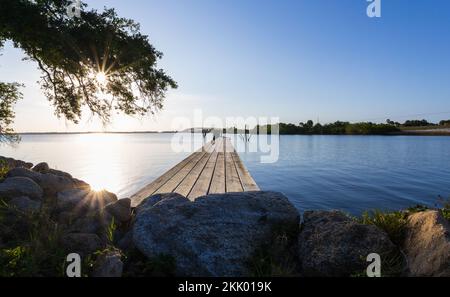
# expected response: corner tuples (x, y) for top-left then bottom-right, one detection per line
(105, 217), (116, 244)
(0, 200), (67, 276)
(247, 223), (299, 277)
(0, 200), (103, 276)
(359, 210), (409, 246)
(122, 248), (176, 277)
(438, 196), (450, 221)
(0, 198), (178, 277)
(258, 120), (400, 135)
(0, 0), (176, 141)
(253, 118), (450, 135)
(0, 82), (22, 143)
(0, 159), (9, 180)
(401, 119), (436, 127)
(439, 120), (450, 126)
(357, 204), (437, 246)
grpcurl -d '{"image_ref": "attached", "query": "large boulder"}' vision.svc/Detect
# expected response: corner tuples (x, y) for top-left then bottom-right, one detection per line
(32, 162), (50, 173)
(61, 233), (104, 255)
(404, 210), (450, 277)
(57, 188), (91, 211)
(298, 211), (396, 277)
(9, 196), (41, 212)
(0, 156), (33, 169)
(6, 167), (40, 181)
(7, 167), (89, 196)
(57, 189), (117, 213)
(0, 177), (43, 200)
(91, 250), (123, 277)
(105, 198), (132, 223)
(133, 191), (300, 277)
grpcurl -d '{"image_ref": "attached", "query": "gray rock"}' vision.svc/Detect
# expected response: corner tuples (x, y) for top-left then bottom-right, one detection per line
(105, 198), (131, 223)
(0, 156), (33, 169)
(133, 191), (300, 277)
(91, 250), (123, 277)
(298, 211), (396, 277)
(57, 188), (91, 211)
(7, 167), (90, 196)
(0, 177), (43, 200)
(48, 168), (72, 179)
(404, 210), (450, 277)
(9, 196), (41, 212)
(117, 231), (134, 251)
(6, 167), (40, 181)
(66, 214), (102, 234)
(61, 233), (104, 255)
(32, 162), (50, 173)
(57, 189), (117, 213)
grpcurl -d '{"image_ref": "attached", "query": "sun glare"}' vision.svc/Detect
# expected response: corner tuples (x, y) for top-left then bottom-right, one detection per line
(96, 71), (107, 84)
(74, 133), (124, 195)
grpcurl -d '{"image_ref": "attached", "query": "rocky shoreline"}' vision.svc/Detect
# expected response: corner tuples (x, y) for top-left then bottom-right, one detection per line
(0, 156), (449, 277)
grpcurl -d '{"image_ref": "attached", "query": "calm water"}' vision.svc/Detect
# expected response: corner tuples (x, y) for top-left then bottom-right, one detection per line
(1, 133), (450, 215)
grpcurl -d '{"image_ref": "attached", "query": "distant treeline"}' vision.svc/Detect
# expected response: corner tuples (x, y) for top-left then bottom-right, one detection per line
(387, 119), (450, 127)
(257, 119), (450, 135)
(191, 119), (450, 136)
(261, 121), (398, 135)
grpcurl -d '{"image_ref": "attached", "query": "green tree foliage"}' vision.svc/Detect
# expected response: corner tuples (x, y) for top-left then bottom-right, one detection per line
(439, 120), (450, 126)
(271, 121), (399, 135)
(0, 82), (22, 143)
(402, 119), (435, 127)
(0, 0), (177, 140)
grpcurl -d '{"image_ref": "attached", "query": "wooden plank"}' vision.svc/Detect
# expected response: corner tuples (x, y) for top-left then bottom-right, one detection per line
(232, 152), (260, 191)
(130, 151), (200, 207)
(130, 142), (214, 206)
(131, 137), (261, 206)
(224, 137), (235, 153)
(174, 151), (211, 197)
(187, 152), (218, 200)
(215, 137), (225, 152)
(225, 151), (244, 192)
(209, 152), (225, 194)
(154, 151), (206, 194)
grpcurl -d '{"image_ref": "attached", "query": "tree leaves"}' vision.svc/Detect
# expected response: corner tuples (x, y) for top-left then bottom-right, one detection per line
(0, 0), (177, 126)
(0, 82), (22, 143)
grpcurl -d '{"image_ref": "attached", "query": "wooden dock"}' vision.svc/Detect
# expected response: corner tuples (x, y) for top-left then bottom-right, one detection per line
(131, 137), (260, 207)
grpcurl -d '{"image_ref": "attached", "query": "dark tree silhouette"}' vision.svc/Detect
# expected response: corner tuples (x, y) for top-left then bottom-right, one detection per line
(0, 0), (177, 141)
(0, 82), (22, 143)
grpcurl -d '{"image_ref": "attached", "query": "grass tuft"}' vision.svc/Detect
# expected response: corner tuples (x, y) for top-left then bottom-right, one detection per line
(359, 210), (408, 246)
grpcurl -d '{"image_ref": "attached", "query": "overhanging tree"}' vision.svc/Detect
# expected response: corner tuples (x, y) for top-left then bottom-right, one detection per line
(0, 82), (22, 143)
(0, 0), (177, 141)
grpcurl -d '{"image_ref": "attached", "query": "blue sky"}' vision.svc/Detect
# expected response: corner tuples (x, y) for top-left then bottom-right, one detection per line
(1, 0), (450, 132)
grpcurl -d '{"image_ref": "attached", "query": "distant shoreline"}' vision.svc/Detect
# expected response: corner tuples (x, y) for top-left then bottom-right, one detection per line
(16, 131), (450, 136)
(17, 131), (178, 135)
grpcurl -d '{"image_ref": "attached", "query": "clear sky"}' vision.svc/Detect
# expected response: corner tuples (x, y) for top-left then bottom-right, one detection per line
(1, 0), (450, 132)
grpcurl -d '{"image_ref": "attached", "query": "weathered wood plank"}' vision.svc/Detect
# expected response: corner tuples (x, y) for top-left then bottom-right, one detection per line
(187, 152), (218, 200)
(225, 151), (244, 192)
(131, 137), (260, 206)
(215, 137), (225, 152)
(209, 152), (225, 194)
(224, 137), (235, 153)
(174, 151), (211, 197)
(232, 152), (260, 191)
(130, 152), (199, 207)
(154, 151), (206, 194)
